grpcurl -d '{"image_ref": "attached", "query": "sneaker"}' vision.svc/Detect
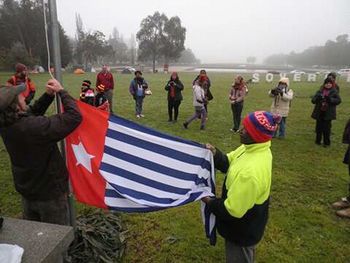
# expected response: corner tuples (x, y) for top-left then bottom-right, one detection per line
(200, 125), (205, 130)
(168, 119), (173, 122)
(183, 122), (188, 129)
(336, 207), (350, 218)
(140, 114), (145, 117)
(332, 197), (350, 210)
(136, 114), (141, 118)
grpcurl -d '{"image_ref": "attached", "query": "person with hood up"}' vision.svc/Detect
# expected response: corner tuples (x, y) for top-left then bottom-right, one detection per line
(268, 77), (294, 138)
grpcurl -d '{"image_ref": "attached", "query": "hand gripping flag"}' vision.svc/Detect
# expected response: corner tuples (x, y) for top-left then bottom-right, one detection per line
(66, 101), (216, 245)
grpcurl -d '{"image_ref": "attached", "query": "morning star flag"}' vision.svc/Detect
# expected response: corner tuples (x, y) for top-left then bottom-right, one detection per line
(65, 101), (216, 244)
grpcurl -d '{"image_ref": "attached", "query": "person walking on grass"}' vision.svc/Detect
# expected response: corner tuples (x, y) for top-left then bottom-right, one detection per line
(165, 72), (184, 123)
(269, 77), (293, 138)
(332, 119), (350, 218)
(202, 111), (280, 263)
(129, 70), (149, 118)
(0, 79), (82, 225)
(183, 76), (207, 130)
(311, 77), (341, 147)
(192, 69), (213, 114)
(229, 75), (247, 133)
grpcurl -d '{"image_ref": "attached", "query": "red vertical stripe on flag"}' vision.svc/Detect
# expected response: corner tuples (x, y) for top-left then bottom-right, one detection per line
(66, 101), (109, 209)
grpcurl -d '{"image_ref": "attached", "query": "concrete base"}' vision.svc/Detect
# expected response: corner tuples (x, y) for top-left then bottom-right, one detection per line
(0, 217), (74, 263)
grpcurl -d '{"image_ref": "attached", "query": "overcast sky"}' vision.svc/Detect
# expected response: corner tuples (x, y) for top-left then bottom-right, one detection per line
(57, 0), (350, 63)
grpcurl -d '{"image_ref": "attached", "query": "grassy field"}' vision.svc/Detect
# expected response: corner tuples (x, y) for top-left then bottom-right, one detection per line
(0, 71), (350, 262)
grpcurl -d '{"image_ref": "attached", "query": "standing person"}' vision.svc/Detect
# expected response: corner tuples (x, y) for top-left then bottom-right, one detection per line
(129, 70), (149, 118)
(6, 63), (36, 105)
(95, 84), (110, 112)
(193, 69), (213, 114)
(202, 111), (280, 263)
(79, 80), (95, 106)
(268, 77), (294, 138)
(332, 119), (350, 218)
(327, 72), (340, 93)
(0, 79), (82, 225)
(165, 72), (184, 122)
(229, 75), (247, 132)
(96, 65), (114, 113)
(311, 77), (341, 147)
(183, 76), (207, 130)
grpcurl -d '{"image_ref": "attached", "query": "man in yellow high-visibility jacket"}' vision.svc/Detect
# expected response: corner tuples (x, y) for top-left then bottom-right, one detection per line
(203, 111), (281, 263)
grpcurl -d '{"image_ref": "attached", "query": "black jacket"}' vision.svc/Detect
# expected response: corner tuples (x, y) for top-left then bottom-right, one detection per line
(0, 91), (82, 200)
(207, 148), (269, 247)
(311, 88), (341, 120)
(164, 79), (184, 101)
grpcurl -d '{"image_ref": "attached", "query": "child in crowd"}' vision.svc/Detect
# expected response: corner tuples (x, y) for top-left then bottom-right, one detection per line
(79, 80), (95, 106)
(95, 84), (110, 112)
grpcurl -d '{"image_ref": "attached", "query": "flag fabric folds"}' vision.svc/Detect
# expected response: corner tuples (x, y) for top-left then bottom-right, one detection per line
(66, 101), (216, 244)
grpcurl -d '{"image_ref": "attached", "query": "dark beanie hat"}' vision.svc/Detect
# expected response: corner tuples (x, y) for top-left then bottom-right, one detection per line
(82, 80), (91, 88)
(327, 72), (337, 79)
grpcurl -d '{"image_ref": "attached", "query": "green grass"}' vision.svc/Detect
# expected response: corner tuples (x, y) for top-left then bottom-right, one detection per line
(1, 71), (350, 262)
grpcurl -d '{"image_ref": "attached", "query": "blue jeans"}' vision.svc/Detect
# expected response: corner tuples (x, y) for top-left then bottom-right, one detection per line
(275, 117), (286, 137)
(135, 96), (144, 115)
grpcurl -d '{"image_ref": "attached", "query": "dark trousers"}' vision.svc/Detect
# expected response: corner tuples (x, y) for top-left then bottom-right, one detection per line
(225, 240), (255, 263)
(105, 89), (114, 113)
(231, 102), (243, 131)
(168, 100), (181, 121)
(21, 193), (69, 225)
(316, 119), (332, 145)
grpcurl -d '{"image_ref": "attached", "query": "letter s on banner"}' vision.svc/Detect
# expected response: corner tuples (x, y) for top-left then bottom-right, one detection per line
(252, 73), (260, 83)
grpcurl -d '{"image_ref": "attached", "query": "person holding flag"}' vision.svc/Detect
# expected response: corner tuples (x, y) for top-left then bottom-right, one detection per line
(203, 111), (280, 263)
(0, 79), (82, 225)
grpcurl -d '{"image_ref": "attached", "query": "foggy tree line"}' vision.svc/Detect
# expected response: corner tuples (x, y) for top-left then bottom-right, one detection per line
(0, 0), (71, 70)
(0, 1), (199, 71)
(264, 34), (350, 67)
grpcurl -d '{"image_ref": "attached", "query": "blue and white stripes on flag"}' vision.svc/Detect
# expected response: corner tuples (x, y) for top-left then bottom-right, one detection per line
(100, 114), (216, 245)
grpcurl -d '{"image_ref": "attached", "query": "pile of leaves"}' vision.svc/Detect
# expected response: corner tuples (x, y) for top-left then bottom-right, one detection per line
(68, 209), (127, 263)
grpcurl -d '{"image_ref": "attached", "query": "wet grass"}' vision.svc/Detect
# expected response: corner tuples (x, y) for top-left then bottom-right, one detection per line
(0, 71), (349, 262)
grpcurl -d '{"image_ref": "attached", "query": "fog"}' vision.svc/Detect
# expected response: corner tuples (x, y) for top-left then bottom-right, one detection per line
(57, 0), (350, 63)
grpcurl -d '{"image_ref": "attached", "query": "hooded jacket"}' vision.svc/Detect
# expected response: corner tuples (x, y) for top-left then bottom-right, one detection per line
(0, 91), (82, 200)
(311, 88), (341, 120)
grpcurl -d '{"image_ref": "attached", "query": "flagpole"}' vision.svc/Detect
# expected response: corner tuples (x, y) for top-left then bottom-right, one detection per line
(48, 0), (76, 229)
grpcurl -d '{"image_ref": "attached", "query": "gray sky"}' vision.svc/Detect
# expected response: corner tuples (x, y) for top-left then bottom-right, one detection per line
(57, 0), (350, 63)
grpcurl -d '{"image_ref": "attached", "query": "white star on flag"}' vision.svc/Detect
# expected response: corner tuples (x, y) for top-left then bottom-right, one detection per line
(71, 142), (95, 173)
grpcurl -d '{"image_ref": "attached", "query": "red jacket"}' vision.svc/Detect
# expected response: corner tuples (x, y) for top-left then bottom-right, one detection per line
(96, 71), (114, 90)
(7, 76), (36, 96)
